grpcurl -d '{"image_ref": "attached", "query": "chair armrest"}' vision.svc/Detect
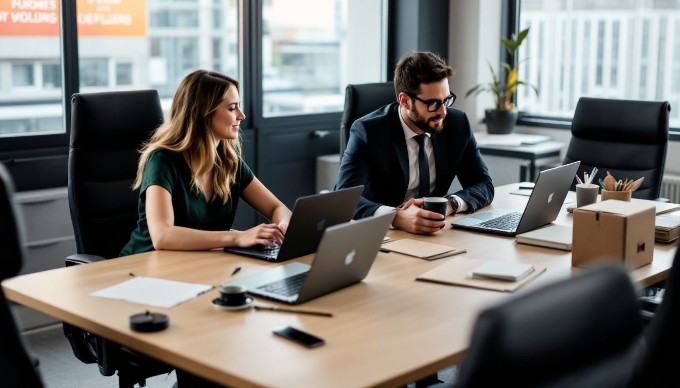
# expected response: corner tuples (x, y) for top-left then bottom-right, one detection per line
(639, 295), (661, 322)
(65, 254), (107, 267)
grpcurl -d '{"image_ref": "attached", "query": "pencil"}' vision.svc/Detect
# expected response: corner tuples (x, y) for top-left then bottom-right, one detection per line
(254, 305), (333, 317)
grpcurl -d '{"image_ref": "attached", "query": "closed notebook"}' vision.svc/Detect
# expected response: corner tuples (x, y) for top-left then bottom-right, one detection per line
(382, 239), (466, 261)
(416, 257), (546, 292)
(469, 261), (535, 281)
(516, 224), (572, 251)
(655, 213), (680, 243)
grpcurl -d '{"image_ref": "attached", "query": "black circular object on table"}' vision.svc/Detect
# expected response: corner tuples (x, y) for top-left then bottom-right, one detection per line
(129, 311), (169, 332)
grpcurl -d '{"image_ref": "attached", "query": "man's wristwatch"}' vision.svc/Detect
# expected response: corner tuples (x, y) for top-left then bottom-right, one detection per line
(446, 195), (459, 215)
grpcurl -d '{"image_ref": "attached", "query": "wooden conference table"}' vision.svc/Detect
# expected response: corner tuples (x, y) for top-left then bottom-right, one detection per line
(3, 184), (677, 387)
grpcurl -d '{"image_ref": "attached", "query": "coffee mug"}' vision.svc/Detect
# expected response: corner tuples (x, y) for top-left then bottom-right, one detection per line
(423, 197), (448, 219)
(219, 285), (248, 306)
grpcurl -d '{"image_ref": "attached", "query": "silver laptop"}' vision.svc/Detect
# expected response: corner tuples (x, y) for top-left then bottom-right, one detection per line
(451, 161), (580, 236)
(224, 212), (395, 304)
(224, 186), (362, 262)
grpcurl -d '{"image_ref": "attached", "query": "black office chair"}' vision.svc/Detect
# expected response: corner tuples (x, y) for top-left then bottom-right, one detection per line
(454, 265), (644, 388)
(339, 81), (395, 157)
(630, 244), (680, 386)
(563, 97), (670, 200)
(0, 163), (45, 388)
(64, 90), (172, 387)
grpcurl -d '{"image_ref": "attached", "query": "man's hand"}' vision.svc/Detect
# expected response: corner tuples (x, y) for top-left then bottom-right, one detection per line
(394, 198), (446, 234)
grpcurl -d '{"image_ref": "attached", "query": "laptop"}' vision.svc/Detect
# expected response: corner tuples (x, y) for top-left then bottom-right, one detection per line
(225, 212), (395, 304)
(450, 161), (580, 236)
(224, 186), (363, 262)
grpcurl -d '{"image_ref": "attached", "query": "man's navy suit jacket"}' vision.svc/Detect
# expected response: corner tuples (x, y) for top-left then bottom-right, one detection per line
(336, 102), (494, 219)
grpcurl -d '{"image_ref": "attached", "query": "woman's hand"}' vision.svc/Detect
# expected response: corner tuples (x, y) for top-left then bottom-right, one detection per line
(235, 223), (286, 247)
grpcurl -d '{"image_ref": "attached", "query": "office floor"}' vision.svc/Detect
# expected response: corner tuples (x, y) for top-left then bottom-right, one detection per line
(23, 323), (457, 387)
(22, 324), (177, 388)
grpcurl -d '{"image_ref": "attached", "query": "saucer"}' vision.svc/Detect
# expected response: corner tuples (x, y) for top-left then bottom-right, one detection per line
(211, 297), (254, 311)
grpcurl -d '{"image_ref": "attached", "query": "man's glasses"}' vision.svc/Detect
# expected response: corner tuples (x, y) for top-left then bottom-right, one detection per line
(407, 92), (457, 112)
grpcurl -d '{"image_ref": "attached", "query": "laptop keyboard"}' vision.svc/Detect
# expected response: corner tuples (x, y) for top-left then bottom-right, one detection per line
(258, 272), (308, 297)
(478, 212), (522, 231)
(256, 244), (280, 259)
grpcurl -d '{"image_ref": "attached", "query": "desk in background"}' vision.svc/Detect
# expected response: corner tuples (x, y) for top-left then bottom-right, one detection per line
(3, 184), (675, 387)
(475, 133), (565, 182)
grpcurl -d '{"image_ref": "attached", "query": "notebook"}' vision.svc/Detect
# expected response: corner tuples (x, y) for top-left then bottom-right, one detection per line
(469, 261), (535, 281)
(225, 212), (395, 304)
(515, 224), (573, 251)
(451, 161), (580, 236)
(655, 213), (680, 243)
(224, 186), (362, 262)
(381, 239), (466, 260)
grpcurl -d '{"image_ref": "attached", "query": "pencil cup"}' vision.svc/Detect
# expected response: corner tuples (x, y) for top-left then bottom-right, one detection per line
(576, 184), (599, 208)
(423, 197), (448, 219)
(600, 189), (632, 202)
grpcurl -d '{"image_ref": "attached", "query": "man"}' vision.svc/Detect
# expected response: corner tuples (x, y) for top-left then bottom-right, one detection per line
(336, 51), (494, 234)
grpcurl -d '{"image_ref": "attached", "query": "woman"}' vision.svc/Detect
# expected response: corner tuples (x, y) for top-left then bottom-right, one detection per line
(120, 70), (291, 256)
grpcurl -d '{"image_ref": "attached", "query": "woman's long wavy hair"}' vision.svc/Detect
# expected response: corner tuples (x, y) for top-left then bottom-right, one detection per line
(133, 70), (242, 204)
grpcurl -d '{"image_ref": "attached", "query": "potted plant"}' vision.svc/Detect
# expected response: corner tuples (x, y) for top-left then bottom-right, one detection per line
(465, 27), (539, 134)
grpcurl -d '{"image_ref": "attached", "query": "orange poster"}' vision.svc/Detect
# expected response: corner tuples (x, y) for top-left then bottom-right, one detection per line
(0, 0), (60, 36)
(0, 0), (146, 36)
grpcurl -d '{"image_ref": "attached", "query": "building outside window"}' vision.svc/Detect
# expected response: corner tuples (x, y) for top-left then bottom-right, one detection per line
(518, 0), (680, 128)
(261, 0), (385, 117)
(0, 0), (385, 139)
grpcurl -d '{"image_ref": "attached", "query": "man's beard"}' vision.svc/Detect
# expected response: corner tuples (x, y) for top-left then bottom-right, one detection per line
(408, 107), (445, 134)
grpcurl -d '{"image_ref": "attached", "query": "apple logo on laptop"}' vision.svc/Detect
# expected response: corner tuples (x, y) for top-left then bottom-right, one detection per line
(344, 249), (356, 265)
(547, 192), (554, 203)
(317, 219), (326, 232)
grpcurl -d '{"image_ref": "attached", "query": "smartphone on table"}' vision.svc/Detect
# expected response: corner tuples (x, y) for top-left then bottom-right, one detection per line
(272, 325), (325, 348)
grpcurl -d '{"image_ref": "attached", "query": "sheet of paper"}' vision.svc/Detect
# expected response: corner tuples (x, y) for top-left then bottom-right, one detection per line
(90, 276), (214, 308)
(476, 134), (550, 147)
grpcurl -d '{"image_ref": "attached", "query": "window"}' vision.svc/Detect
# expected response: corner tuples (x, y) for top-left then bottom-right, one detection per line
(0, 0), (62, 138)
(12, 64), (35, 88)
(0, 0), (386, 159)
(78, 0), (238, 106)
(42, 63), (61, 89)
(79, 59), (109, 88)
(518, 0), (680, 128)
(116, 62), (133, 86)
(261, 0), (386, 117)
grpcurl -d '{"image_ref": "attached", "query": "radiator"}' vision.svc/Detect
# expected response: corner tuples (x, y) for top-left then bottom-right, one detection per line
(660, 174), (680, 203)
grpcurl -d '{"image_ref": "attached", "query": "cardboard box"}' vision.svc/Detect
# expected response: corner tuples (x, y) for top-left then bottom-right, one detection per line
(572, 199), (656, 269)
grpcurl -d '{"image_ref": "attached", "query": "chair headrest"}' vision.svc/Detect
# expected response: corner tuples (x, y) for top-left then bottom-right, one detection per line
(571, 97), (670, 143)
(70, 89), (163, 151)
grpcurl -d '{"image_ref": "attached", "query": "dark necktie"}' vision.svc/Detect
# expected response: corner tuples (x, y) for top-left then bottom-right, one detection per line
(415, 134), (430, 198)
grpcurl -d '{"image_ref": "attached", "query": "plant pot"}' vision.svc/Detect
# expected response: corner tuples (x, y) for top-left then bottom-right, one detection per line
(485, 109), (518, 135)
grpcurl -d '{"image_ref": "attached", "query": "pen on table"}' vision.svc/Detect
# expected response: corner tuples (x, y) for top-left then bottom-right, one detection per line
(379, 247), (391, 253)
(197, 285), (216, 296)
(231, 266), (242, 276)
(253, 305), (333, 317)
